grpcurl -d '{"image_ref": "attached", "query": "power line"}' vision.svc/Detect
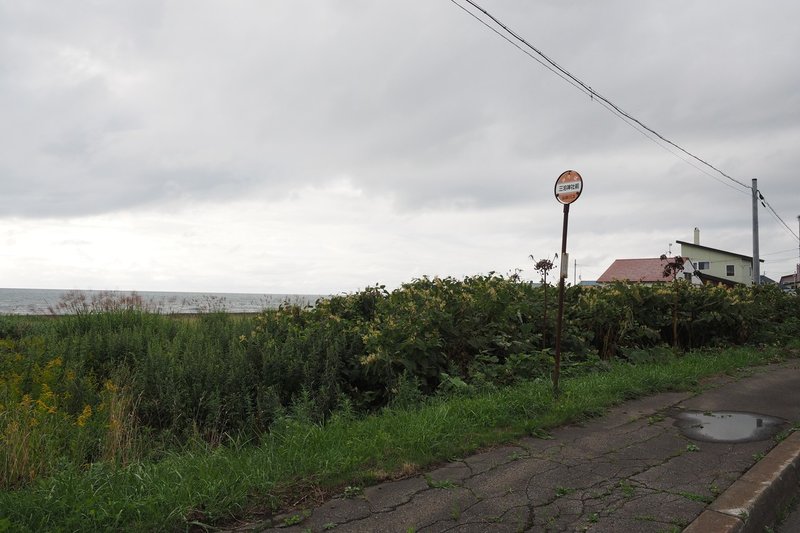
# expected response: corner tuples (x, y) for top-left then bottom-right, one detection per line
(759, 191), (800, 241)
(761, 247), (800, 257)
(451, 0), (799, 257)
(451, 0), (800, 259)
(762, 254), (800, 262)
(450, 0), (752, 192)
(447, 1), (591, 97)
(450, 2), (744, 195)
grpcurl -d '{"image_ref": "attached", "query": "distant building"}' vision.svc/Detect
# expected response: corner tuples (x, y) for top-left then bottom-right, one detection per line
(597, 257), (701, 285)
(779, 265), (800, 290)
(760, 275), (777, 286)
(677, 228), (762, 286)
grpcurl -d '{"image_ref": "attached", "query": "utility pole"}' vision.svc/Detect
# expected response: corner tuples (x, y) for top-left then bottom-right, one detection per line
(752, 178), (760, 285)
(796, 215), (799, 288)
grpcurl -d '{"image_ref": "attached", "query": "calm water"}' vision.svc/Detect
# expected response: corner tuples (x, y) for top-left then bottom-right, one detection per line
(0, 288), (325, 315)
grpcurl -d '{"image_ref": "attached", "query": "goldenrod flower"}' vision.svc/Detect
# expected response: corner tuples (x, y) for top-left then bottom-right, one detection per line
(76, 404), (93, 427)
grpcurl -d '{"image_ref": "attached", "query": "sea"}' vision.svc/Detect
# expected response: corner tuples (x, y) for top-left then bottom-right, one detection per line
(0, 288), (326, 315)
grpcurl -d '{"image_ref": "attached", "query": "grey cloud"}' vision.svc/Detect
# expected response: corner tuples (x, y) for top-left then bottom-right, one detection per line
(0, 0), (798, 238)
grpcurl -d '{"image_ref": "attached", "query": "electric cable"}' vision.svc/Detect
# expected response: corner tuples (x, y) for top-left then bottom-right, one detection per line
(759, 191), (800, 241)
(451, 0), (798, 253)
(450, 0), (752, 192)
(450, 0), (800, 256)
(761, 247), (800, 257)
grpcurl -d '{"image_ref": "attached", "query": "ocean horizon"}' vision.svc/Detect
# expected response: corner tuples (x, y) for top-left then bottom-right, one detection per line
(0, 288), (326, 315)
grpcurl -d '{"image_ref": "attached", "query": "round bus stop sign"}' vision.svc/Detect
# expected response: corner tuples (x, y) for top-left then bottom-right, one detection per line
(554, 170), (583, 204)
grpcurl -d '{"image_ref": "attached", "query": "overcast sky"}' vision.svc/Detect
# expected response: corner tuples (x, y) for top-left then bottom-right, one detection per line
(1, 1), (799, 294)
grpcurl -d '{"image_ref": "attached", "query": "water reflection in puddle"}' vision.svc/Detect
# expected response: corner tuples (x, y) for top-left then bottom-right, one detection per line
(673, 411), (785, 443)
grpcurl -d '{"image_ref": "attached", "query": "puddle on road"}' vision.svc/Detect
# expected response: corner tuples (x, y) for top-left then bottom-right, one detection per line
(673, 411), (785, 443)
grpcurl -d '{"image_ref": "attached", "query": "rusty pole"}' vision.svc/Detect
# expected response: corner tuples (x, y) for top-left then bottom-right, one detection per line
(553, 202), (570, 397)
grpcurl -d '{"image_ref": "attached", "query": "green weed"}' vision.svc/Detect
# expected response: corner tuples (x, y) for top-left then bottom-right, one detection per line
(450, 503), (461, 520)
(555, 486), (575, 497)
(425, 476), (458, 489)
(283, 514), (303, 526)
(619, 480), (635, 497)
(678, 491), (712, 503)
(343, 485), (363, 498)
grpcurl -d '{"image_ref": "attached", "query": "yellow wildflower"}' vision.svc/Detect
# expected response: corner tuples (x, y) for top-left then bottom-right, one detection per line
(76, 404), (93, 427)
(36, 383), (57, 413)
(360, 353), (380, 366)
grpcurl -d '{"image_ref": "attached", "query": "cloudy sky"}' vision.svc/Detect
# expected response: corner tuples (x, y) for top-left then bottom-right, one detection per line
(1, 1), (799, 294)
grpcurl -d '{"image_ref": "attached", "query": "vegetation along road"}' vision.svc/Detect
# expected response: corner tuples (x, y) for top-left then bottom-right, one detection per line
(1, 276), (798, 531)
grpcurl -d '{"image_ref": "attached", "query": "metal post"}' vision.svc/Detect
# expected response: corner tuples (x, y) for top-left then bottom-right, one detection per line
(752, 179), (760, 285)
(553, 203), (570, 397)
(552, 169), (583, 397)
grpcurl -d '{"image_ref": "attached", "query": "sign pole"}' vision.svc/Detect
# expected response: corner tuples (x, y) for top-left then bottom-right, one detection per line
(551, 169), (583, 397)
(553, 202), (569, 397)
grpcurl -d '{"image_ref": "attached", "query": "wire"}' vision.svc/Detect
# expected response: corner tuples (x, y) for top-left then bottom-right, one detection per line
(448, 0), (741, 192)
(759, 191), (800, 241)
(763, 254), (800, 262)
(450, 0), (752, 192)
(451, 0), (799, 256)
(448, 1), (588, 95)
(761, 247), (800, 257)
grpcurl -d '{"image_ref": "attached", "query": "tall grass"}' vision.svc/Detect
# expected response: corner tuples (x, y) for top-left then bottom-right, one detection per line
(1, 279), (799, 487)
(0, 346), (789, 532)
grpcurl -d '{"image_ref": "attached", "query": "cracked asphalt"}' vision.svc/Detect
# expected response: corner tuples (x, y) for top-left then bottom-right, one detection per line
(237, 360), (800, 532)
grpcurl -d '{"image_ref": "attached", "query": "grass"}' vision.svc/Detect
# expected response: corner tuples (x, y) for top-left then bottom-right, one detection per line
(0, 345), (789, 532)
(677, 491), (713, 503)
(619, 480), (636, 498)
(425, 476), (458, 489)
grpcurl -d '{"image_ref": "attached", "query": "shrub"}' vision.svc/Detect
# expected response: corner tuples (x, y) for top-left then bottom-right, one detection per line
(2, 276), (799, 489)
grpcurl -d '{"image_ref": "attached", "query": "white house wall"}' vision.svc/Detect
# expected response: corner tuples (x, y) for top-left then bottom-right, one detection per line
(681, 261), (704, 285)
(679, 243), (753, 285)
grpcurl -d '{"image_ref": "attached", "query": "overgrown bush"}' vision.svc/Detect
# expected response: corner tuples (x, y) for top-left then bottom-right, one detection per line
(572, 281), (799, 357)
(1, 276), (799, 489)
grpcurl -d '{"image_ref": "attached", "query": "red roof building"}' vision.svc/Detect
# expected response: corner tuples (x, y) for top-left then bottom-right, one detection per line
(597, 257), (699, 285)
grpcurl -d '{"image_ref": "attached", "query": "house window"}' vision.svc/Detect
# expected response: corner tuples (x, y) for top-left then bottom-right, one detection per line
(726, 265), (735, 276)
(697, 261), (709, 270)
